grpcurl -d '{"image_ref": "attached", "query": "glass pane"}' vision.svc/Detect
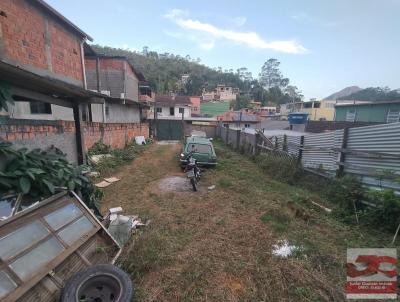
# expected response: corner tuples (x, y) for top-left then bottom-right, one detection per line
(10, 237), (64, 281)
(58, 216), (94, 246)
(0, 271), (17, 299)
(44, 203), (82, 230)
(0, 221), (49, 261)
(0, 195), (18, 220)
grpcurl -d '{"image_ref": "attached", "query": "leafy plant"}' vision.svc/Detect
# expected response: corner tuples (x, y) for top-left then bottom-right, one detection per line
(0, 142), (102, 214)
(364, 189), (400, 232)
(327, 176), (365, 219)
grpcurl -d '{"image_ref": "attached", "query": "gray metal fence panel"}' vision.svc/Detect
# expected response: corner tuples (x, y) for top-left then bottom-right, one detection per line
(345, 122), (400, 191)
(287, 136), (301, 156)
(302, 131), (342, 174)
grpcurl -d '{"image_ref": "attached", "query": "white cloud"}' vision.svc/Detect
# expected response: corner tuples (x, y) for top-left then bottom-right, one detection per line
(164, 9), (307, 54)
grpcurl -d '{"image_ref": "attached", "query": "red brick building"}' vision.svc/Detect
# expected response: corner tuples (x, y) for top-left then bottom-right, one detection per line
(0, 0), (148, 164)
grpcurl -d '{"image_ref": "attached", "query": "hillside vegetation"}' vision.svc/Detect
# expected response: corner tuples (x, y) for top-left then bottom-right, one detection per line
(337, 87), (400, 102)
(91, 46), (303, 106)
(92, 45), (249, 96)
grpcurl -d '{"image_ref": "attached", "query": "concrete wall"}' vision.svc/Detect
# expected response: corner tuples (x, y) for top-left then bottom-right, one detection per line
(106, 103), (140, 123)
(0, 0), (84, 86)
(305, 120), (383, 133)
(156, 106), (191, 119)
(85, 58), (139, 102)
(9, 102), (74, 121)
(184, 122), (217, 138)
(1, 119), (150, 163)
(0, 120), (78, 162)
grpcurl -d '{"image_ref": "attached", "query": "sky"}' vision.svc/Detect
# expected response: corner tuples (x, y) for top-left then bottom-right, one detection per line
(47, 0), (400, 100)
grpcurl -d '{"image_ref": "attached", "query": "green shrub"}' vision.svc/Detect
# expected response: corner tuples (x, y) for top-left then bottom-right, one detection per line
(364, 189), (400, 232)
(87, 141), (112, 156)
(0, 141), (102, 214)
(326, 176), (365, 217)
(255, 153), (303, 183)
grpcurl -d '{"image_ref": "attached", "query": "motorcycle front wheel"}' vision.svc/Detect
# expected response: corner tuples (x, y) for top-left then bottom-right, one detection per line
(190, 178), (197, 191)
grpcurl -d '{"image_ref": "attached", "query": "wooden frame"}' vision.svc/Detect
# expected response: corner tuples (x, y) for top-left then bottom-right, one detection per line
(0, 191), (120, 302)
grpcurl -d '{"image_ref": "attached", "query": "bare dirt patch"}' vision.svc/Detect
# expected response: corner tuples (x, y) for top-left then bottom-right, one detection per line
(158, 176), (193, 192)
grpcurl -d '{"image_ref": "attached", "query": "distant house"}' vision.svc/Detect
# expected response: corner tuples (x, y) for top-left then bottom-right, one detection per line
(217, 111), (260, 129)
(190, 96), (201, 116)
(335, 100), (400, 123)
(301, 99), (336, 121)
(201, 84), (239, 102)
(154, 95), (191, 119)
(85, 54), (147, 123)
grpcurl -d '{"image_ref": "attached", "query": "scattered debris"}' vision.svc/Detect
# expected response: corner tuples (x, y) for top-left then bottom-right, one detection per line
(272, 240), (303, 258)
(104, 207), (149, 246)
(135, 136), (146, 145)
(96, 177), (121, 188)
(104, 177), (120, 183)
(90, 154), (112, 164)
(208, 185), (216, 191)
(87, 171), (100, 177)
(95, 180), (112, 188)
(311, 201), (332, 213)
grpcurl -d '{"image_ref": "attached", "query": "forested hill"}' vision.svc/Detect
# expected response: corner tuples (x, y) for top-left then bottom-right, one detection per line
(91, 45), (250, 96)
(337, 87), (400, 102)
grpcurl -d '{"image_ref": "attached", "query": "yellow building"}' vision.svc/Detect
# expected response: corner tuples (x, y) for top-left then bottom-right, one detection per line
(301, 99), (336, 121)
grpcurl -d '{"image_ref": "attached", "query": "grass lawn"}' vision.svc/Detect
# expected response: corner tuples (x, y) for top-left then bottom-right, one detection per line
(200, 101), (230, 116)
(100, 141), (393, 302)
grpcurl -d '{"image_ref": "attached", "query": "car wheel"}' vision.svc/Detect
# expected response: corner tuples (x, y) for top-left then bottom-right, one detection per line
(60, 264), (134, 302)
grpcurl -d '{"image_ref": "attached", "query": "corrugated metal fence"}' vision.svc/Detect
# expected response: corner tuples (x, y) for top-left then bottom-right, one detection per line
(218, 122), (400, 191)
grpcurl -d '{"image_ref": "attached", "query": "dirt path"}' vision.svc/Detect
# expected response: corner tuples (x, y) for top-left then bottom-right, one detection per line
(100, 142), (389, 302)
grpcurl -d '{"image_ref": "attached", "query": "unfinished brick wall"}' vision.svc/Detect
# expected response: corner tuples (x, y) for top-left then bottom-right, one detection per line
(0, 120), (75, 142)
(0, 119), (149, 162)
(83, 122), (149, 150)
(49, 22), (83, 82)
(0, 0), (84, 84)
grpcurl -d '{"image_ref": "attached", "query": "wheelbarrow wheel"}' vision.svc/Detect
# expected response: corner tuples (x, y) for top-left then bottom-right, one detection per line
(60, 264), (134, 302)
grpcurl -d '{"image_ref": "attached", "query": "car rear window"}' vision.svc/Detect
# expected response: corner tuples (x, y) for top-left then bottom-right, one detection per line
(187, 143), (212, 153)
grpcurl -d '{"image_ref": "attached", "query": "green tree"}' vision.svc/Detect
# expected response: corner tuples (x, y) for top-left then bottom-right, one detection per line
(259, 58), (289, 90)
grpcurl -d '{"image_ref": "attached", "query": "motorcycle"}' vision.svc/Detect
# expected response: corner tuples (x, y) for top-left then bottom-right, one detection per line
(184, 152), (201, 191)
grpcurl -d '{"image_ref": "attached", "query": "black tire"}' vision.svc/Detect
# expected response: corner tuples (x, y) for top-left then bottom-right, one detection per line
(60, 264), (134, 302)
(190, 178), (197, 191)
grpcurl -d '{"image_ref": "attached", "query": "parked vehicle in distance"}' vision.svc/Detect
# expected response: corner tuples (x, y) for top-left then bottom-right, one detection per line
(184, 152), (201, 191)
(180, 136), (217, 167)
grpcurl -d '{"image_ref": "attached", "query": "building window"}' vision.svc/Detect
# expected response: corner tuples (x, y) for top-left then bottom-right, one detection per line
(29, 101), (52, 114)
(346, 109), (356, 122)
(169, 107), (175, 115)
(387, 109), (400, 123)
(156, 107), (162, 113)
(179, 108), (184, 114)
(244, 123), (250, 128)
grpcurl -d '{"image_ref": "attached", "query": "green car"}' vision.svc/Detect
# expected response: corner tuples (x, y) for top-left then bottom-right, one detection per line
(180, 137), (217, 167)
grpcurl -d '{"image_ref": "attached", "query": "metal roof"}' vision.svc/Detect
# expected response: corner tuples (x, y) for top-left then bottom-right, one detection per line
(335, 100), (400, 107)
(32, 0), (93, 41)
